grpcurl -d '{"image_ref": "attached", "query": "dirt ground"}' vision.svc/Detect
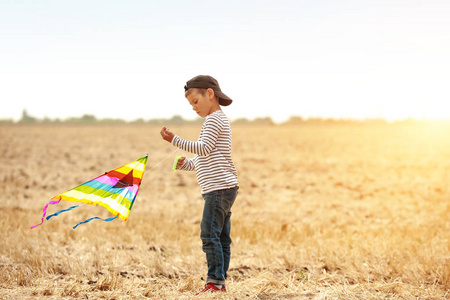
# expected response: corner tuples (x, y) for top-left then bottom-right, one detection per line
(0, 123), (449, 299)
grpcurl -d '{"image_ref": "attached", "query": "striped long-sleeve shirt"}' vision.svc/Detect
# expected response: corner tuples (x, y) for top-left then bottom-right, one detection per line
(171, 110), (238, 194)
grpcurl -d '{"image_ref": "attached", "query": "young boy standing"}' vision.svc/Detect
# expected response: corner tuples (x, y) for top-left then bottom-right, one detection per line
(160, 75), (239, 295)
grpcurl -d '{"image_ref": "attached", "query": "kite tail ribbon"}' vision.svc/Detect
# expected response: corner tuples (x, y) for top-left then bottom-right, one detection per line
(73, 216), (118, 229)
(46, 205), (80, 220)
(30, 199), (61, 229)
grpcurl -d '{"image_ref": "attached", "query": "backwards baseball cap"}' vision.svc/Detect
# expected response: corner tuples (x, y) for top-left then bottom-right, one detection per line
(184, 75), (233, 106)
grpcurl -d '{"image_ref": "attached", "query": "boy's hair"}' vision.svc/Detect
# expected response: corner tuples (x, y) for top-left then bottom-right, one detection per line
(185, 88), (218, 100)
(185, 88), (207, 98)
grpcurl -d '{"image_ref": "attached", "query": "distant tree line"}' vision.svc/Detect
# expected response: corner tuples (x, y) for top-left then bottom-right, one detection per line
(0, 110), (205, 125)
(0, 109), (443, 126)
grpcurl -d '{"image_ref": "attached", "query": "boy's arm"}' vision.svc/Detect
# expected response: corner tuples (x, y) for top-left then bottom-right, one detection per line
(177, 156), (195, 171)
(160, 128), (195, 171)
(171, 115), (224, 156)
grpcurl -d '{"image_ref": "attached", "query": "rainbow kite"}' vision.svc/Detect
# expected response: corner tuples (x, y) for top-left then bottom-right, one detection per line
(31, 155), (148, 229)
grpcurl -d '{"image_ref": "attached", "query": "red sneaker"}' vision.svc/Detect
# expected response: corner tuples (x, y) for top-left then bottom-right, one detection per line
(195, 283), (226, 295)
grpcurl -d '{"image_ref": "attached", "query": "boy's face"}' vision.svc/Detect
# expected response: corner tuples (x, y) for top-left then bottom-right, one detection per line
(186, 88), (217, 118)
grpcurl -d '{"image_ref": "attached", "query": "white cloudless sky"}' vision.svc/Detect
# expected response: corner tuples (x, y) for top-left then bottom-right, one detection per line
(1, 0), (449, 122)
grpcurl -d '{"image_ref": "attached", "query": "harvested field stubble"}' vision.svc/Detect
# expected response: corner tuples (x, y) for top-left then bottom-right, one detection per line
(0, 123), (449, 299)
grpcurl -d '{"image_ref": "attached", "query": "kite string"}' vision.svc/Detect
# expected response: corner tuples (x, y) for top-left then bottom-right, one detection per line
(149, 148), (180, 171)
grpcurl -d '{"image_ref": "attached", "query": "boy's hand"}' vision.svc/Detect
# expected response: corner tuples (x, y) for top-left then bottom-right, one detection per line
(175, 156), (186, 170)
(160, 127), (175, 143)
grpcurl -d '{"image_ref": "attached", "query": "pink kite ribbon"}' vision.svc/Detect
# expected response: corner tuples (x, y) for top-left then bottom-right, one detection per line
(30, 199), (61, 229)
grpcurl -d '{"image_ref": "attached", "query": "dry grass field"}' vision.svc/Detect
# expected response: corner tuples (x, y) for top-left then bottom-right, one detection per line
(0, 122), (449, 299)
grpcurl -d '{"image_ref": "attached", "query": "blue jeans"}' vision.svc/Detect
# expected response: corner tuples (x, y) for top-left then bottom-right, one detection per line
(201, 187), (238, 285)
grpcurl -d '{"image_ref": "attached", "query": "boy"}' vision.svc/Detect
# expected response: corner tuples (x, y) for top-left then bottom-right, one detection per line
(160, 75), (239, 295)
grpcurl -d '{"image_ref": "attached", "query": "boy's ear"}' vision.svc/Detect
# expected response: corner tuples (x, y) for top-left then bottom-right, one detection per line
(207, 88), (219, 101)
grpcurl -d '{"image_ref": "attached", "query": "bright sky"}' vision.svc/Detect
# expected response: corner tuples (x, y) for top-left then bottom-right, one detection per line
(1, 0), (449, 122)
